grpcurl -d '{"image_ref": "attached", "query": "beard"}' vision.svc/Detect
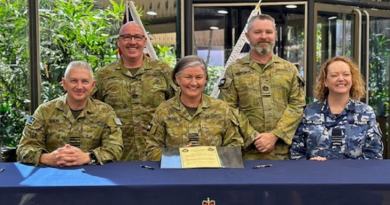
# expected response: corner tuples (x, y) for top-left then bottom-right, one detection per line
(250, 41), (275, 55)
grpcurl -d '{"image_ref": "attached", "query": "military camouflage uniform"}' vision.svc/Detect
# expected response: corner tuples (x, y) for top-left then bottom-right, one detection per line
(17, 95), (124, 165)
(219, 54), (305, 160)
(146, 94), (258, 161)
(93, 55), (176, 161)
(290, 99), (383, 160)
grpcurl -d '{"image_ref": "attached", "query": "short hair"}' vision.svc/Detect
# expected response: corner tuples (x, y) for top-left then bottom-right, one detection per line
(247, 14), (276, 32)
(171, 55), (208, 86)
(314, 56), (365, 101)
(64, 61), (94, 80)
(119, 21), (144, 35)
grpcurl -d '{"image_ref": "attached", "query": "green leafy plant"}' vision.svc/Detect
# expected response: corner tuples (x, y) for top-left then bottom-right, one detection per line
(204, 66), (223, 95)
(155, 45), (176, 68)
(39, 0), (123, 100)
(1, 0), (172, 148)
(369, 33), (390, 136)
(0, 0), (29, 147)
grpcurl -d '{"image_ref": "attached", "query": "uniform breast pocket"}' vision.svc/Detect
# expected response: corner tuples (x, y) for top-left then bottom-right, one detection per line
(200, 120), (224, 146)
(103, 79), (127, 107)
(165, 121), (187, 146)
(46, 123), (69, 150)
(235, 74), (259, 109)
(81, 124), (102, 150)
(272, 70), (293, 97)
(142, 76), (168, 108)
(304, 124), (322, 148)
(347, 124), (368, 139)
(345, 124), (367, 158)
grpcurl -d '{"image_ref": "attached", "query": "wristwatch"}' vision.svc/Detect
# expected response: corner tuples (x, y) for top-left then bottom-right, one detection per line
(89, 152), (97, 165)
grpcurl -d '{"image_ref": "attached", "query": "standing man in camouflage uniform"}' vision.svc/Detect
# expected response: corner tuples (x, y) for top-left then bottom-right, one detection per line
(219, 14), (305, 160)
(94, 22), (176, 161)
(17, 61), (123, 166)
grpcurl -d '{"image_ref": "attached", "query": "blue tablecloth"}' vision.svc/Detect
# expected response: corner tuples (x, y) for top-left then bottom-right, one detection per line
(1, 160), (389, 205)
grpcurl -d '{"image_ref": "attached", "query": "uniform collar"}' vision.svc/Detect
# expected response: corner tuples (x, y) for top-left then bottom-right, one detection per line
(321, 98), (355, 115)
(116, 54), (153, 76)
(171, 93), (211, 120)
(242, 53), (282, 72)
(56, 94), (96, 114)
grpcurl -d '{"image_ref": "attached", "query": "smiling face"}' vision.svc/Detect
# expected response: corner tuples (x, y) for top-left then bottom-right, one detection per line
(117, 23), (146, 63)
(175, 65), (207, 101)
(246, 19), (276, 55)
(324, 61), (353, 97)
(62, 67), (95, 106)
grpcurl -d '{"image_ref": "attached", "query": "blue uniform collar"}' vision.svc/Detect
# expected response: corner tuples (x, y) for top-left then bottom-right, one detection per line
(321, 99), (356, 116)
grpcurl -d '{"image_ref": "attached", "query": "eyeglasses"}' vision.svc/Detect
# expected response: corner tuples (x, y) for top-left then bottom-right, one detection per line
(119, 34), (145, 42)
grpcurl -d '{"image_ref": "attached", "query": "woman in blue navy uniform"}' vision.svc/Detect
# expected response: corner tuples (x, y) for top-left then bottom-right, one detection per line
(290, 56), (383, 160)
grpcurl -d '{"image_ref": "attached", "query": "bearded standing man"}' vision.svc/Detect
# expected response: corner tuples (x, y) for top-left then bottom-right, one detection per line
(93, 22), (176, 161)
(219, 14), (305, 160)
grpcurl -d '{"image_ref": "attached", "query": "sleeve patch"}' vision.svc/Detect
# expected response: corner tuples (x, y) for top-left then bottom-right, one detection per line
(114, 118), (122, 126)
(26, 117), (36, 125)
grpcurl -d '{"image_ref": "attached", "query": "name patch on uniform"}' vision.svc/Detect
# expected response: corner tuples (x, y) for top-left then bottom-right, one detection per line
(235, 71), (251, 76)
(306, 120), (322, 125)
(167, 117), (179, 122)
(145, 73), (161, 78)
(354, 120), (368, 125)
(205, 114), (222, 119)
(26, 117), (36, 125)
(114, 118), (122, 126)
(49, 119), (60, 123)
(218, 78), (226, 87)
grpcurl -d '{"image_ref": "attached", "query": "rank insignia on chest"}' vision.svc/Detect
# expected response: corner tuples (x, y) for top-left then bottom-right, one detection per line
(307, 120), (322, 125)
(202, 197), (216, 205)
(114, 118), (122, 126)
(26, 117), (36, 125)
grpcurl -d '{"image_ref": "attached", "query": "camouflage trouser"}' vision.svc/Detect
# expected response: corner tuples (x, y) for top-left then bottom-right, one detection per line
(243, 142), (289, 160)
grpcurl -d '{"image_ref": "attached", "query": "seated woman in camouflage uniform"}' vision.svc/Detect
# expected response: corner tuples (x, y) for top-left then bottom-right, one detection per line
(290, 56), (383, 160)
(146, 56), (258, 161)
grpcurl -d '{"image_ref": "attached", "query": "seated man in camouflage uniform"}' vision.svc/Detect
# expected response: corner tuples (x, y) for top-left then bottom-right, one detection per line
(93, 22), (176, 161)
(17, 61), (123, 166)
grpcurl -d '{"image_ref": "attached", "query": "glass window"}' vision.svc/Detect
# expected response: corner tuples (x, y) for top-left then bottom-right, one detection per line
(316, 11), (354, 74)
(194, 3), (306, 94)
(143, 0), (177, 68)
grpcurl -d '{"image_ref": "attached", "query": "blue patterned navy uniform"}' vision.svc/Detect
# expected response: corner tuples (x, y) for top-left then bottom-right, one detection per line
(290, 99), (383, 160)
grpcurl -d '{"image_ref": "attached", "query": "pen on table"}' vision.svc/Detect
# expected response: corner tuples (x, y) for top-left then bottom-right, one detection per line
(140, 165), (155, 170)
(0, 168), (5, 173)
(253, 164), (272, 169)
